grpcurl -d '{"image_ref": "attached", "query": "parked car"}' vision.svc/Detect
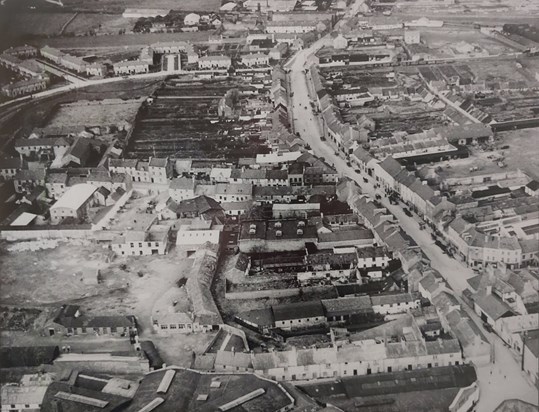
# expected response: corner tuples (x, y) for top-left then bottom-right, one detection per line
(483, 323), (494, 333)
(363, 177), (368, 183)
(403, 208), (412, 217)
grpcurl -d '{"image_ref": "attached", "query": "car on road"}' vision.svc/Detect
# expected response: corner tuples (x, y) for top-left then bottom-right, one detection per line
(403, 208), (412, 217)
(355, 169), (361, 174)
(363, 177), (368, 183)
(483, 323), (494, 333)
(320, 136), (326, 141)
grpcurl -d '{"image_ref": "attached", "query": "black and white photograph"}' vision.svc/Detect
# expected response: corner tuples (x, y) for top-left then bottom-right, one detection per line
(0, 0), (538, 410)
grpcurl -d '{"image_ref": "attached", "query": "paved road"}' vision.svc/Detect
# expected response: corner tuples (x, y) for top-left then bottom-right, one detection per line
(287, 20), (538, 411)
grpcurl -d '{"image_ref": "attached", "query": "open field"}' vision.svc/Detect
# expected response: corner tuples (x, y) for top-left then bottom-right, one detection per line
(497, 127), (539, 180)
(466, 59), (539, 87)
(0, 79), (160, 155)
(30, 31), (212, 49)
(0, 240), (116, 305)
(63, 13), (133, 36)
(61, 0), (220, 12)
(46, 98), (143, 128)
(433, 128), (539, 182)
(0, 0), (220, 13)
(419, 29), (517, 58)
(0, 239), (195, 332)
(0, 12), (74, 38)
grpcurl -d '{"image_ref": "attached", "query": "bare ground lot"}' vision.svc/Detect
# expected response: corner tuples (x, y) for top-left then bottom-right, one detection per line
(63, 13), (134, 36)
(434, 127), (539, 181)
(0, 235), (218, 368)
(0, 240), (193, 331)
(497, 127), (539, 180)
(45, 98), (143, 129)
(466, 59), (538, 87)
(419, 29), (515, 58)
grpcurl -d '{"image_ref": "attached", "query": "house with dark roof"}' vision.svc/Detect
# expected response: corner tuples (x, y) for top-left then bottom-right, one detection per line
(0, 157), (26, 180)
(63, 137), (94, 166)
(272, 301), (325, 330)
(168, 195), (224, 220)
(44, 304), (136, 337)
(322, 296), (373, 322)
(474, 291), (514, 326)
(0, 346), (60, 368)
(525, 180), (539, 197)
(373, 156), (403, 191)
(14, 168), (46, 193)
(522, 329), (539, 387)
(299, 365), (479, 412)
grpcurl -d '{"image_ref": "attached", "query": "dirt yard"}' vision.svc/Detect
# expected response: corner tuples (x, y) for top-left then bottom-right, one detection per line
(420, 29), (514, 58)
(46, 98), (143, 129)
(0, 240), (195, 334)
(497, 127), (539, 180)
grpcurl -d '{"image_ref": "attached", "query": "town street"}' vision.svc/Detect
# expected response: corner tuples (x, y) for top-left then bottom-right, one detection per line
(288, 30), (538, 411)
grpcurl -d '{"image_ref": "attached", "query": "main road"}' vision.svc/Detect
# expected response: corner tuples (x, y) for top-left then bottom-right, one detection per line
(287, 20), (538, 412)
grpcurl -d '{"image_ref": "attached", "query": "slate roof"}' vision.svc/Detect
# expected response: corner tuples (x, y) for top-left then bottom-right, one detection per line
(321, 296), (373, 317)
(474, 294), (514, 321)
(0, 346), (59, 368)
(272, 301), (325, 322)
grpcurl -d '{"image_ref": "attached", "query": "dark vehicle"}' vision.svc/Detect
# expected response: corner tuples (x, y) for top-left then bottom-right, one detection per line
(363, 177), (368, 183)
(321, 136), (326, 141)
(434, 240), (446, 252)
(500, 145), (510, 149)
(296, 132), (300, 137)
(355, 169), (361, 174)
(346, 161), (352, 167)
(483, 323), (494, 333)
(403, 208), (412, 217)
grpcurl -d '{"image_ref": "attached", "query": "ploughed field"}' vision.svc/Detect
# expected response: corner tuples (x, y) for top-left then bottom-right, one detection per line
(126, 80), (270, 160)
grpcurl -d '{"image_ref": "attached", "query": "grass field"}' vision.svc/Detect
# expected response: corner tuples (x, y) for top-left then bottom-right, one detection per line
(31, 31), (211, 49)
(59, 0), (220, 12)
(0, 12), (74, 37)
(63, 13), (132, 36)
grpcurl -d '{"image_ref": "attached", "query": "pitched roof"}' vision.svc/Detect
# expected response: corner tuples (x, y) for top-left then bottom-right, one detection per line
(378, 156), (402, 178)
(173, 195), (223, 215)
(0, 346), (59, 367)
(272, 301), (324, 321)
(474, 294), (514, 321)
(322, 296), (373, 317)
